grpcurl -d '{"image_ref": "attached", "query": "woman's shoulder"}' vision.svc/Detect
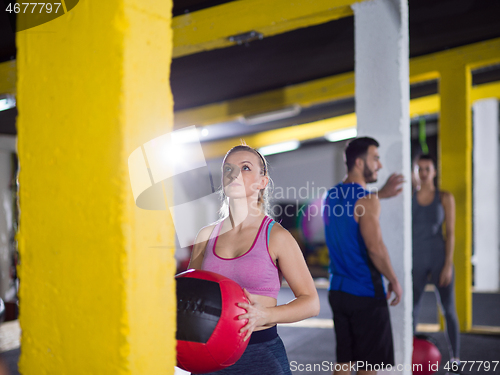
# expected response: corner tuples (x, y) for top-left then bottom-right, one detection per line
(195, 221), (220, 243)
(268, 221), (294, 244)
(439, 190), (454, 200)
(439, 190), (455, 206)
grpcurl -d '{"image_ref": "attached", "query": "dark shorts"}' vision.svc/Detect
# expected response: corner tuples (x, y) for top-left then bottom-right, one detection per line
(199, 326), (292, 375)
(329, 290), (394, 366)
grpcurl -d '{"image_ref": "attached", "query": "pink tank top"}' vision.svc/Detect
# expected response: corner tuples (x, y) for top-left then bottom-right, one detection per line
(201, 216), (281, 299)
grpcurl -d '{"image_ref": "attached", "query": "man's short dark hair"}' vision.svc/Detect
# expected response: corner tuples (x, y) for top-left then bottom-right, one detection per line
(345, 137), (379, 171)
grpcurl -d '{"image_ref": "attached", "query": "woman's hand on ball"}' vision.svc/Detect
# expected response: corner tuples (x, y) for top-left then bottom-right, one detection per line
(237, 288), (271, 341)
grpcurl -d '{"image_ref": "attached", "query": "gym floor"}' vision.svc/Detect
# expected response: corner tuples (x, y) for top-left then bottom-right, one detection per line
(277, 286), (500, 375)
(1, 284), (499, 375)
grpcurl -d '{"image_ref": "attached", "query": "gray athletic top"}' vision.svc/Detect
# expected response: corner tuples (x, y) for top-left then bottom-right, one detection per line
(412, 190), (445, 256)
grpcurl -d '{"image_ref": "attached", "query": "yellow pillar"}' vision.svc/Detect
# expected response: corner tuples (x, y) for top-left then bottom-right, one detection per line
(16, 1), (176, 374)
(439, 65), (472, 332)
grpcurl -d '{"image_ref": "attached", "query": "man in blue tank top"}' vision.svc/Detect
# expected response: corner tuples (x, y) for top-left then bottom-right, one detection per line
(323, 137), (403, 375)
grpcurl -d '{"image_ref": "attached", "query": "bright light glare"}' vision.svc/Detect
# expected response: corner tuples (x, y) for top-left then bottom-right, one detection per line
(164, 142), (186, 163)
(201, 128), (209, 137)
(243, 105), (301, 126)
(258, 140), (300, 156)
(325, 128), (357, 142)
(162, 126), (201, 169)
(0, 96), (16, 112)
(171, 126), (200, 144)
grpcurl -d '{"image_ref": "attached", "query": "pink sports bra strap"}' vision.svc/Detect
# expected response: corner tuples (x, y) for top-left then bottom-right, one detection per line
(206, 220), (221, 249)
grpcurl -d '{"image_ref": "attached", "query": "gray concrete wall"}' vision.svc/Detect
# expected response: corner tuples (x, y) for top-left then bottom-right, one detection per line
(0, 136), (15, 301)
(472, 99), (499, 291)
(352, 0), (412, 372)
(266, 142), (346, 202)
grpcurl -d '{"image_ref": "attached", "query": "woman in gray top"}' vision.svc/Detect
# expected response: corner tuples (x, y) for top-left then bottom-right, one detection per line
(412, 154), (460, 365)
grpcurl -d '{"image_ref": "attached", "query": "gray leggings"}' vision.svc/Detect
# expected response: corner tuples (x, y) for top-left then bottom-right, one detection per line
(413, 257), (460, 359)
(199, 327), (292, 375)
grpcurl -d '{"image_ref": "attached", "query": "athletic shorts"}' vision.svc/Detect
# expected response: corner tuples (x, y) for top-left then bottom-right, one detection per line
(329, 290), (394, 366)
(199, 326), (292, 375)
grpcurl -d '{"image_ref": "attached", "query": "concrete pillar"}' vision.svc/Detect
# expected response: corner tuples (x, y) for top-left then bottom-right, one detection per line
(17, 0), (176, 374)
(472, 99), (499, 291)
(0, 151), (11, 300)
(352, 0), (412, 372)
(0, 136), (16, 301)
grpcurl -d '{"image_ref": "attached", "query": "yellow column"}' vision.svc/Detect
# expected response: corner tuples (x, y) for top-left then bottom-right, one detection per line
(16, 1), (176, 374)
(439, 65), (472, 332)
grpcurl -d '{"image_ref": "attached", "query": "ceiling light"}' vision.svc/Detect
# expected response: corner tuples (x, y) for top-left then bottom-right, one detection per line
(258, 140), (300, 156)
(241, 105), (301, 126)
(0, 95), (16, 112)
(171, 126), (200, 144)
(200, 128), (209, 137)
(325, 128), (357, 142)
(228, 31), (263, 45)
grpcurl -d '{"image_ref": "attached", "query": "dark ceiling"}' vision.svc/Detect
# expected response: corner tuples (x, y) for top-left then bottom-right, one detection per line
(0, 0), (499, 136)
(0, 8), (16, 63)
(171, 0), (500, 110)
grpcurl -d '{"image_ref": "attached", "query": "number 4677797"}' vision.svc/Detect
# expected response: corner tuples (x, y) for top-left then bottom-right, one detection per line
(6, 3), (62, 14)
(444, 361), (499, 372)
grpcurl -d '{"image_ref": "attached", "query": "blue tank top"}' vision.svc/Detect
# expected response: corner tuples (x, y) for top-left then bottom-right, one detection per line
(322, 182), (386, 298)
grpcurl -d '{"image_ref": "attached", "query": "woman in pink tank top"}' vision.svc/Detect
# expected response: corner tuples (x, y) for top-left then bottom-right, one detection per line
(188, 145), (319, 375)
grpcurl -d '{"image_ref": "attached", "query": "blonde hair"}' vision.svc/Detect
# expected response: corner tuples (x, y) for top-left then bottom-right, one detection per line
(219, 144), (273, 218)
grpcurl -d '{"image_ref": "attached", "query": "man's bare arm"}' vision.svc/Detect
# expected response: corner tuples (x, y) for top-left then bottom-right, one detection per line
(356, 195), (403, 305)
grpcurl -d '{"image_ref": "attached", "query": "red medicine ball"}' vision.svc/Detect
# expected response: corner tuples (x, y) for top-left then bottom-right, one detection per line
(412, 335), (442, 375)
(176, 269), (249, 374)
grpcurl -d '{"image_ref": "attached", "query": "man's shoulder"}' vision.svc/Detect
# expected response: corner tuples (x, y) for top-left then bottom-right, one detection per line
(356, 192), (380, 206)
(354, 193), (381, 220)
(326, 182), (368, 198)
(326, 182), (344, 193)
